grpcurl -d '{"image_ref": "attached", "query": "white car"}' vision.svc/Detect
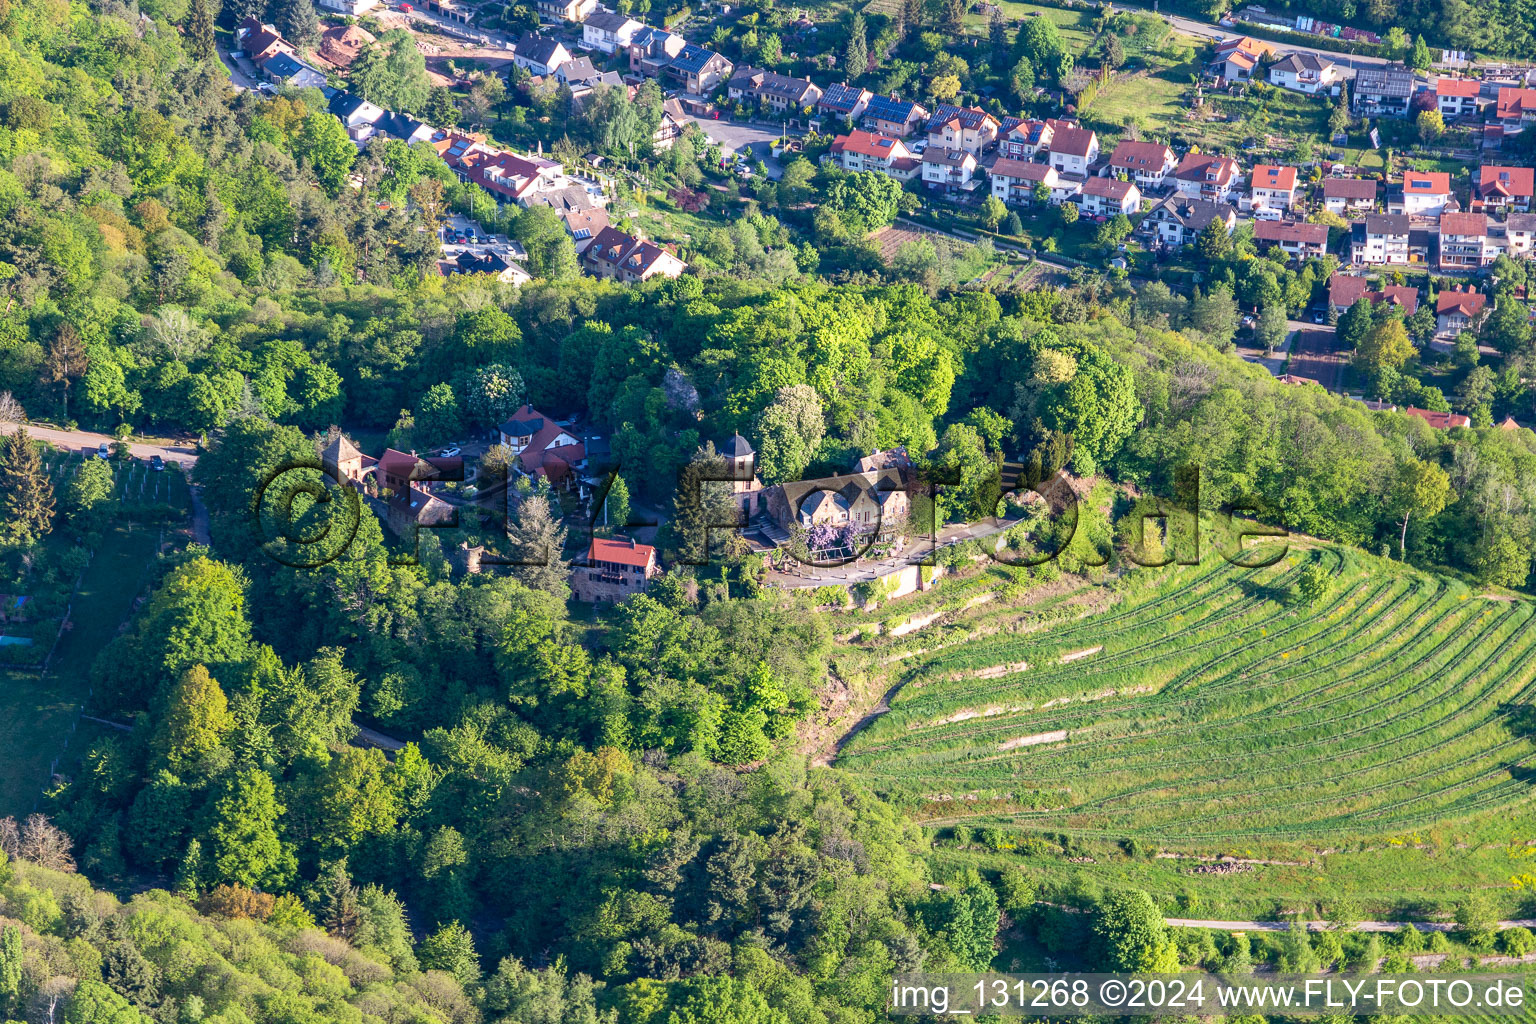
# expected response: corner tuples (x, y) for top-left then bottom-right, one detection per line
(439, 446), (462, 458)
(736, 165), (754, 179)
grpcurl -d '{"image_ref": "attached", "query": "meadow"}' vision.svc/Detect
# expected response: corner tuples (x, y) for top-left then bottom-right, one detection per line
(830, 546), (1536, 916)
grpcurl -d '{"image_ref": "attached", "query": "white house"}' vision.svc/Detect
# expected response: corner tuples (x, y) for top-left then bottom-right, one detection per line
(1137, 194), (1236, 247)
(1434, 77), (1481, 119)
(827, 130), (920, 180)
(1349, 214), (1411, 265)
(581, 12), (642, 53)
(512, 34), (573, 76)
(1268, 52), (1341, 94)
(1045, 124), (1098, 178)
(1396, 172), (1452, 216)
(1171, 152), (1239, 202)
(921, 148), (978, 189)
(1321, 178), (1377, 214)
(990, 158), (1064, 205)
(1249, 164), (1298, 216)
(1105, 140), (1177, 191)
(1079, 177), (1141, 218)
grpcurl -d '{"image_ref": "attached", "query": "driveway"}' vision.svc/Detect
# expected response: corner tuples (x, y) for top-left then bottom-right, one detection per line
(684, 116), (786, 179)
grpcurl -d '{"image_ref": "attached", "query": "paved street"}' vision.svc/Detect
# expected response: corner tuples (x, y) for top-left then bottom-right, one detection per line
(1154, 9), (1395, 76)
(684, 116), (786, 179)
(1, 421), (199, 467)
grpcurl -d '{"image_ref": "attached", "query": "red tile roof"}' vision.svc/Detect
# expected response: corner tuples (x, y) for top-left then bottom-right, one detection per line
(1108, 140), (1173, 171)
(589, 536), (656, 568)
(1440, 211), (1488, 236)
(1172, 152), (1239, 186)
(1403, 171), (1452, 195)
(1435, 77), (1480, 98)
(1478, 165), (1535, 199)
(1322, 177), (1377, 200)
(1436, 287), (1487, 317)
(1081, 177), (1137, 200)
(991, 158), (1054, 182)
(1497, 87), (1536, 119)
(831, 129), (908, 161)
(1253, 219), (1328, 244)
(1251, 164), (1297, 191)
(1403, 406), (1471, 429)
(1049, 124), (1097, 157)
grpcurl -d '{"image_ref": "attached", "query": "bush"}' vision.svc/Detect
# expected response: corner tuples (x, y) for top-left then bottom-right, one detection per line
(1500, 926), (1534, 956)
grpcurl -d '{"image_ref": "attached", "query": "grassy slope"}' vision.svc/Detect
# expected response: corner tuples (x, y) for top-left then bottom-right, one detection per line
(0, 525), (159, 817)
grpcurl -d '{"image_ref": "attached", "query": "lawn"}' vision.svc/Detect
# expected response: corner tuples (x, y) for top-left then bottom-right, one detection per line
(1083, 60), (1202, 141)
(964, 0), (1099, 52)
(827, 545), (1536, 917)
(0, 525), (160, 818)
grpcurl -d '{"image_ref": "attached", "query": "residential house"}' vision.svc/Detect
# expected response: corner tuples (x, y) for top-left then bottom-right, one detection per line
(328, 91), (385, 130)
(1252, 219), (1330, 259)
(998, 119), (1054, 160)
(924, 104), (1001, 157)
(1476, 165), (1535, 212)
(1436, 285), (1488, 334)
(1434, 77), (1482, 118)
(558, 205), (609, 250)
(537, 0), (597, 21)
(1352, 66), (1417, 116)
(1210, 36), (1274, 82)
(1404, 406), (1472, 429)
(828, 130), (920, 180)
(456, 148), (569, 205)
(554, 57), (602, 86)
(817, 82), (873, 123)
(1105, 140), (1177, 191)
(374, 112), (436, 145)
(260, 52), (328, 90)
(439, 249), (533, 285)
(236, 19), (292, 61)
(921, 148), (979, 190)
(1321, 177), (1378, 214)
(770, 469), (910, 540)
(1045, 124), (1099, 177)
(628, 26), (686, 76)
(665, 45), (732, 94)
(1395, 171), (1453, 216)
(1496, 87), (1536, 131)
(1137, 194), (1236, 247)
(582, 226), (688, 282)
(1170, 152), (1240, 202)
(727, 67), (822, 113)
(1268, 52), (1341, 94)
(512, 34), (572, 76)
(571, 537), (660, 602)
(1439, 211), (1500, 271)
(1507, 212), (1536, 256)
(1326, 273), (1418, 314)
(1249, 164), (1298, 216)
(581, 12), (643, 53)
(317, 0), (378, 13)
(497, 405), (585, 487)
(652, 96), (688, 151)
(1078, 177), (1141, 218)
(989, 159), (1064, 205)
(861, 95), (928, 137)
(1350, 213), (1411, 264)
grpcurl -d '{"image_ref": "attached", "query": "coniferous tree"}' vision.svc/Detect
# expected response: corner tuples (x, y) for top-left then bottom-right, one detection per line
(507, 492), (569, 597)
(320, 861), (362, 940)
(188, 0), (217, 64)
(844, 13), (869, 80)
(0, 428), (55, 546)
(43, 326), (87, 420)
(0, 925), (20, 1007)
(604, 474), (631, 530)
(276, 0), (321, 51)
(174, 838), (204, 899)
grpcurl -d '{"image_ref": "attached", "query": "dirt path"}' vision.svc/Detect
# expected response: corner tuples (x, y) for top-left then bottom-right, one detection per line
(1167, 917), (1536, 933)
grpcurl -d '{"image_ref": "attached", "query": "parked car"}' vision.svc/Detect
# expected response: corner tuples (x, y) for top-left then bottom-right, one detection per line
(150, 455), (164, 472)
(97, 442), (111, 460)
(439, 446), (462, 458)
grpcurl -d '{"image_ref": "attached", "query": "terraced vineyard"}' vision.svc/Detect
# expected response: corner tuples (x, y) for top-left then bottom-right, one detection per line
(835, 547), (1536, 844)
